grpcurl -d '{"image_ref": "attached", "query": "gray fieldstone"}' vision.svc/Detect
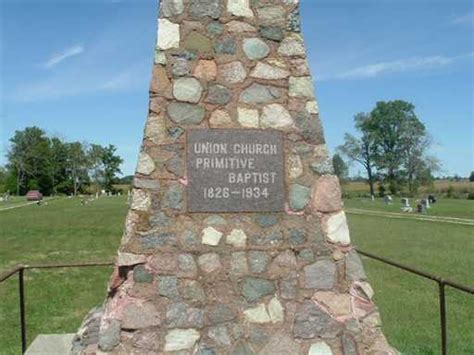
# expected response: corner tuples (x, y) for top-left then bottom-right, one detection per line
(98, 319), (121, 352)
(182, 229), (199, 247)
(167, 102), (205, 125)
(149, 211), (170, 228)
(208, 325), (232, 346)
(239, 83), (283, 104)
(294, 112), (324, 145)
(189, 0), (222, 19)
(243, 38), (270, 60)
(231, 252), (249, 275)
(133, 177), (160, 190)
(293, 300), (341, 339)
(207, 21), (224, 35)
(232, 340), (255, 355)
(208, 303), (237, 324)
(198, 253), (222, 273)
(260, 103), (293, 128)
(204, 214), (227, 226)
(289, 76), (315, 98)
(241, 277), (275, 302)
(162, 182), (183, 209)
(173, 77), (203, 103)
(122, 302), (161, 329)
(215, 37), (237, 54)
(259, 333), (300, 355)
(346, 250), (367, 281)
(251, 230), (284, 246)
(278, 34), (305, 56)
(178, 253), (197, 278)
(288, 184), (311, 211)
(287, 8), (301, 32)
(279, 271), (298, 299)
(166, 302), (204, 328)
(158, 276), (180, 298)
(219, 61), (247, 84)
(248, 251), (271, 273)
(206, 84), (232, 105)
(161, 0), (184, 17)
(141, 231), (177, 248)
(256, 6), (286, 26)
(172, 57), (189, 77)
(260, 26), (284, 41)
(168, 126), (185, 139)
(289, 229), (306, 245)
(304, 259), (336, 289)
(164, 154), (183, 176)
(298, 249), (315, 263)
(181, 280), (206, 302)
(136, 152), (155, 175)
(133, 265), (153, 283)
(255, 214), (278, 228)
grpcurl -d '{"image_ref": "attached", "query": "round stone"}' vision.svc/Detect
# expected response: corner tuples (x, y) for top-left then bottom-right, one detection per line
(214, 37), (236, 54)
(250, 62), (289, 80)
(278, 34), (305, 57)
(167, 102), (205, 125)
(161, 0), (184, 17)
(206, 84), (232, 105)
(237, 107), (259, 128)
(288, 184), (311, 211)
(289, 76), (315, 98)
(260, 26), (284, 41)
(239, 83), (282, 104)
(243, 38), (270, 60)
(227, 0), (254, 17)
(219, 61), (247, 84)
(260, 104), (293, 128)
(173, 77), (203, 103)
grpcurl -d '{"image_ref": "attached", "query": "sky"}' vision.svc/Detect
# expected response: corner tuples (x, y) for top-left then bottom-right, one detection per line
(1, 0), (473, 177)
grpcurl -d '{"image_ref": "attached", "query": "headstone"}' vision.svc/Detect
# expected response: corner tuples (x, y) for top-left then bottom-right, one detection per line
(72, 1), (394, 354)
(384, 195), (392, 205)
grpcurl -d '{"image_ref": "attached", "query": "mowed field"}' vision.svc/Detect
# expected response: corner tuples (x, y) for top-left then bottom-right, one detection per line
(0, 196), (473, 354)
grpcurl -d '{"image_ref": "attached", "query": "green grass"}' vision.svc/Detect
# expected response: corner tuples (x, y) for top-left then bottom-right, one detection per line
(0, 196), (473, 354)
(347, 212), (474, 354)
(344, 196), (474, 219)
(0, 196), (127, 354)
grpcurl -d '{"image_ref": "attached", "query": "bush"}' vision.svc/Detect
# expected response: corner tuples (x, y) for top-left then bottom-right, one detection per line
(467, 192), (474, 200)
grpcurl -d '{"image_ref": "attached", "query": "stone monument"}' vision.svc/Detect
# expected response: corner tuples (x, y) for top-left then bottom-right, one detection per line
(73, 0), (395, 353)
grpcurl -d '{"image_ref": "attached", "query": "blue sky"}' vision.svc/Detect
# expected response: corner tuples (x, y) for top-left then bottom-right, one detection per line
(1, 0), (473, 177)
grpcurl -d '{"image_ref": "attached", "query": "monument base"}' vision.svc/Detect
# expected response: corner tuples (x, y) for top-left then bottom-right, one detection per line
(25, 334), (76, 355)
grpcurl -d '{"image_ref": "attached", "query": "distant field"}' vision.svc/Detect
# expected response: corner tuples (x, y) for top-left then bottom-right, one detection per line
(343, 179), (473, 197)
(344, 196), (474, 219)
(0, 195), (473, 354)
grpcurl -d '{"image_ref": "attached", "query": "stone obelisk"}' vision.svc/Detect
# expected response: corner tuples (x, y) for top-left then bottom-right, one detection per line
(73, 0), (395, 353)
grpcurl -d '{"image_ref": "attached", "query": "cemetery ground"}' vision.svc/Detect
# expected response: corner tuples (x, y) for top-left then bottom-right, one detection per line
(0, 196), (473, 354)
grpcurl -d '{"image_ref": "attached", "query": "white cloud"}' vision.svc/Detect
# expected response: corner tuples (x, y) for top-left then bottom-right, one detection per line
(450, 12), (474, 26)
(43, 44), (84, 69)
(329, 55), (460, 80)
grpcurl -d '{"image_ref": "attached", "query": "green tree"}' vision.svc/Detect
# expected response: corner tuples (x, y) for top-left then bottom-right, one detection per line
(469, 171), (474, 182)
(101, 145), (123, 191)
(88, 144), (106, 194)
(338, 113), (377, 196)
(7, 127), (50, 195)
(332, 154), (348, 182)
(65, 142), (90, 195)
(365, 100), (429, 194)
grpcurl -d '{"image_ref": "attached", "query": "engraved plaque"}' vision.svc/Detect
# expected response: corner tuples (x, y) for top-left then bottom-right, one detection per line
(186, 129), (285, 212)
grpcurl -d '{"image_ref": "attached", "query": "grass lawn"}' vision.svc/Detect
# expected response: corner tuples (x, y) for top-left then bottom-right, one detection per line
(344, 196), (474, 220)
(0, 196), (473, 354)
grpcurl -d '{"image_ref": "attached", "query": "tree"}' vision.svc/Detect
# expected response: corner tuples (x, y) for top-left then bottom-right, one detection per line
(338, 113), (377, 196)
(65, 142), (89, 196)
(470, 171), (474, 182)
(101, 145), (123, 191)
(46, 137), (68, 195)
(332, 154), (348, 182)
(7, 127), (50, 195)
(88, 144), (106, 194)
(365, 100), (429, 194)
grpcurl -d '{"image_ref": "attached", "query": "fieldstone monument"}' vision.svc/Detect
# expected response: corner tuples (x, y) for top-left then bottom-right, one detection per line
(73, 0), (395, 353)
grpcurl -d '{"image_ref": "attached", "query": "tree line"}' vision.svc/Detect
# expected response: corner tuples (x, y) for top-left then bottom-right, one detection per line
(335, 100), (440, 196)
(1, 126), (123, 196)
